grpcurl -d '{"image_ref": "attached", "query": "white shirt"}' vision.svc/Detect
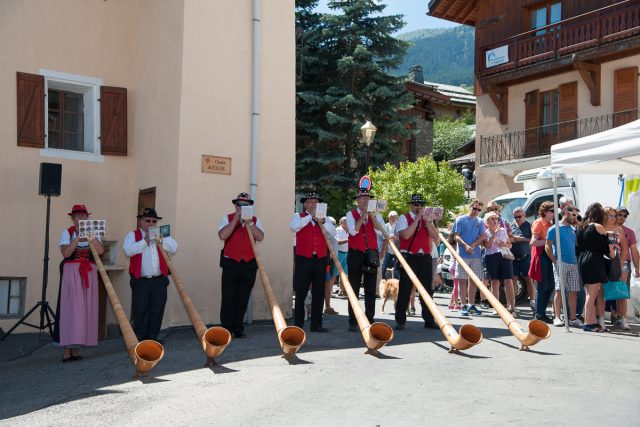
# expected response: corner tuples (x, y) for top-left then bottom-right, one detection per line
(289, 212), (337, 250)
(217, 215), (264, 233)
(59, 229), (102, 248)
(386, 221), (398, 254)
(346, 208), (385, 237)
(336, 226), (349, 252)
(123, 230), (178, 277)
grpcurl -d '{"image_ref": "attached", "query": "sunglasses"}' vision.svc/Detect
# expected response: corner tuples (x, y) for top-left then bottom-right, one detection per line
(144, 219), (158, 224)
(565, 212), (577, 216)
(487, 207), (500, 212)
(607, 214), (617, 219)
(471, 207), (482, 212)
(412, 203), (424, 207)
(514, 215), (523, 219)
(618, 213), (628, 218)
(236, 202), (251, 207)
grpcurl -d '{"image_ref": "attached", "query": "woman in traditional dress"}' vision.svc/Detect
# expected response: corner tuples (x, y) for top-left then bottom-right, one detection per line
(53, 204), (103, 362)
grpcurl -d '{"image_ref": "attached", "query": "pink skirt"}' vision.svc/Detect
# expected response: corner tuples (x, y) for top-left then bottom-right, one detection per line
(59, 262), (99, 347)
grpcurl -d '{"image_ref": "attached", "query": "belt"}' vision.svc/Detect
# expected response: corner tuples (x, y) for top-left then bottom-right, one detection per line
(402, 251), (430, 257)
(143, 274), (163, 279)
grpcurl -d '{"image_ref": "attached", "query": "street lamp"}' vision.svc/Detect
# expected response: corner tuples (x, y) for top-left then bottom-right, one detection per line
(361, 120), (377, 172)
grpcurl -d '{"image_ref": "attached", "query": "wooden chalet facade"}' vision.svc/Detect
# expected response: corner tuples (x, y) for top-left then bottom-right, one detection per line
(429, 0), (640, 202)
(403, 65), (476, 160)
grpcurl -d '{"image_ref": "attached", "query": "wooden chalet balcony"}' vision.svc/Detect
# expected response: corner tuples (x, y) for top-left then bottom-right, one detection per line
(479, 1), (640, 78)
(479, 109), (638, 166)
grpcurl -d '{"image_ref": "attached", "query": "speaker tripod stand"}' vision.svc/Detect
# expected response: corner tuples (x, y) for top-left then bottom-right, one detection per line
(1, 195), (56, 341)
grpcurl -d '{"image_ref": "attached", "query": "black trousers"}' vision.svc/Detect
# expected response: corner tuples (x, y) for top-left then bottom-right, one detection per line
(130, 274), (169, 341)
(220, 259), (258, 335)
(347, 249), (377, 326)
(293, 254), (327, 329)
(396, 253), (434, 326)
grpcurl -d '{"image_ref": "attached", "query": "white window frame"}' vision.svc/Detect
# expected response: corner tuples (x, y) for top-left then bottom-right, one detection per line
(39, 69), (104, 163)
(0, 277), (26, 318)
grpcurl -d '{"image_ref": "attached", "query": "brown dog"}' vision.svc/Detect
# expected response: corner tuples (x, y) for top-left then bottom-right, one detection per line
(379, 278), (400, 314)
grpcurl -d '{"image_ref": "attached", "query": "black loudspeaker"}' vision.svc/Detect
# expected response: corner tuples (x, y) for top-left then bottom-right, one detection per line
(39, 163), (62, 196)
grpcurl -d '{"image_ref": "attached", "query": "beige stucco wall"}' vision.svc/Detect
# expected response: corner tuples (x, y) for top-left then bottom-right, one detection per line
(0, 0), (137, 333)
(476, 53), (640, 204)
(168, 0), (295, 326)
(0, 0), (295, 334)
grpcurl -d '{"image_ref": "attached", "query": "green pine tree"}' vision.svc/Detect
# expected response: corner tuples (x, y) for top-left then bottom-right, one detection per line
(296, 0), (415, 217)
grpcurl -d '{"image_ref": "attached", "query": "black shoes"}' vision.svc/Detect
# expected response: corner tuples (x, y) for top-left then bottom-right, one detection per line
(535, 315), (553, 324)
(348, 324), (358, 332)
(233, 331), (247, 338)
(310, 327), (329, 333)
(395, 323), (405, 331)
(424, 322), (438, 329)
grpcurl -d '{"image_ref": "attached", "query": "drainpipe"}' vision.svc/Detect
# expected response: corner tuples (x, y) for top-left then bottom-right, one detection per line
(247, 0), (260, 324)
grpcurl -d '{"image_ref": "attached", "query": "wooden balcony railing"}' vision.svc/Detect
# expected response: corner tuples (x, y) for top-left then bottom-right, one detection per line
(479, 1), (640, 77)
(479, 109), (638, 165)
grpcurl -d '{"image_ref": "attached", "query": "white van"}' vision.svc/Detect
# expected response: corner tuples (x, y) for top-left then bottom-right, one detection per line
(491, 167), (620, 222)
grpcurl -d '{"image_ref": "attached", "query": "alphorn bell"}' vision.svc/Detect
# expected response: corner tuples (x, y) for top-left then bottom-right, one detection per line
(318, 218), (394, 351)
(156, 241), (231, 366)
(245, 221), (306, 356)
(439, 233), (550, 350)
(88, 239), (164, 378)
(370, 216), (483, 353)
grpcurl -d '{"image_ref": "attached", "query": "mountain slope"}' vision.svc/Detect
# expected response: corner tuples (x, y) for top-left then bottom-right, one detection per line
(393, 25), (474, 87)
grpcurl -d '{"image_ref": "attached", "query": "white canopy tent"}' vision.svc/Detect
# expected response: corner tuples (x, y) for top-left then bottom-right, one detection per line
(548, 119), (640, 331)
(550, 119), (640, 174)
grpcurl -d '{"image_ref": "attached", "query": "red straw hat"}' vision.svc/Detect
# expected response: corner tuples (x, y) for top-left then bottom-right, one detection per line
(68, 204), (91, 216)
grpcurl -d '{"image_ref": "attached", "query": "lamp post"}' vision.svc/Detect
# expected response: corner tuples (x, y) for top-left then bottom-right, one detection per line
(361, 120), (377, 173)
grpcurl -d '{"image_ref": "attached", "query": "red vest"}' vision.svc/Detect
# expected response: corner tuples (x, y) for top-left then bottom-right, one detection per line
(295, 212), (328, 258)
(223, 213), (256, 262)
(128, 229), (169, 278)
(399, 213), (431, 254)
(348, 209), (378, 252)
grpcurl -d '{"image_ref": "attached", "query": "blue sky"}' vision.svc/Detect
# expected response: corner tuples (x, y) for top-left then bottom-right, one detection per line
(314, 0), (460, 34)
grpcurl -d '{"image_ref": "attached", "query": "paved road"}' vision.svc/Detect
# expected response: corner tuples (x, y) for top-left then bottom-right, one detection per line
(1, 292), (639, 426)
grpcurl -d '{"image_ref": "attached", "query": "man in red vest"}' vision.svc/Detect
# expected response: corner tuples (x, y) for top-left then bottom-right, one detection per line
(345, 188), (385, 332)
(218, 192), (264, 338)
(394, 194), (440, 330)
(123, 208), (178, 342)
(290, 192), (336, 332)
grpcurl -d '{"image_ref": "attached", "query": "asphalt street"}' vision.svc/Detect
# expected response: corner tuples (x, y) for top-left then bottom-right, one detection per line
(1, 291), (639, 426)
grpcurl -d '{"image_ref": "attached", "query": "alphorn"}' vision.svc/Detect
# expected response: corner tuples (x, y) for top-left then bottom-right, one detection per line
(245, 222), (306, 356)
(371, 216), (483, 353)
(88, 240), (164, 377)
(156, 242), (231, 366)
(439, 233), (550, 350)
(318, 219), (394, 351)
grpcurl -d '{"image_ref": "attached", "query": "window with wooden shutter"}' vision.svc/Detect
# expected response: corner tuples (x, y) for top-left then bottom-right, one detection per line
(524, 90), (539, 156)
(100, 86), (127, 156)
(16, 72), (45, 148)
(614, 66), (638, 127)
(558, 81), (577, 143)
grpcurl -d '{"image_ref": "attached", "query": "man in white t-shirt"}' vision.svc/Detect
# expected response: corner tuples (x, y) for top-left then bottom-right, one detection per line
(381, 211), (399, 279)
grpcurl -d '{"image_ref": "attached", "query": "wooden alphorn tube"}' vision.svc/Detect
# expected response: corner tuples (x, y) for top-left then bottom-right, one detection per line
(157, 243), (231, 366)
(318, 220), (394, 351)
(88, 240), (164, 377)
(245, 223), (306, 356)
(371, 216), (483, 352)
(439, 233), (550, 350)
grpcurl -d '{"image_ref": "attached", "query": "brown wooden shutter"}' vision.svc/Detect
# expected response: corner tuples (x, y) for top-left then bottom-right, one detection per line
(614, 66), (638, 127)
(524, 90), (539, 156)
(100, 86), (127, 156)
(16, 72), (45, 148)
(558, 81), (578, 142)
